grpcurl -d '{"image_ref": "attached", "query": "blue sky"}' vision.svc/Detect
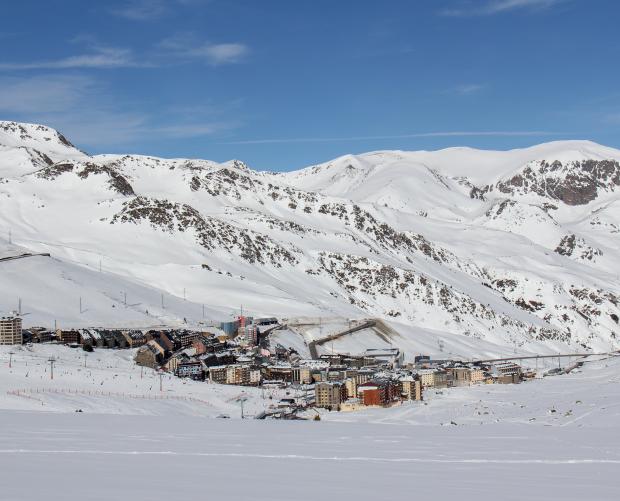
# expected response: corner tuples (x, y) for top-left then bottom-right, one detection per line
(0, 0), (619, 171)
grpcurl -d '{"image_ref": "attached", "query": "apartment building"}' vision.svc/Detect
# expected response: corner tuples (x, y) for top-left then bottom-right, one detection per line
(400, 378), (423, 401)
(0, 316), (22, 345)
(419, 369), (436, 387)
(315, 382), (347, 411)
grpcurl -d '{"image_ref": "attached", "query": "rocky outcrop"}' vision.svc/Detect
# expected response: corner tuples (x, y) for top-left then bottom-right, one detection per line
(555, 234), (602, 261)
(111, 197), (300, 266)
(480, 159), (620, 205)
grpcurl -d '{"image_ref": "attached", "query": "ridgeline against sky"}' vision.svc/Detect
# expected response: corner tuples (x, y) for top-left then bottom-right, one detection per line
(0, 0), (618, 171)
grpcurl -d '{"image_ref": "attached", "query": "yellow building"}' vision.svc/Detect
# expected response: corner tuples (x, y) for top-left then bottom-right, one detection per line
(401, 378), (423, 401)
(470, 368), (485, 384)
(345, 378), (358, 399)
(419, 370), (436, 387)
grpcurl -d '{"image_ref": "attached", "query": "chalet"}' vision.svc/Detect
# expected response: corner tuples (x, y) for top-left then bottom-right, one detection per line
(200, 351), (235, 367)
(121, 330), (146, 348)
(56, 329), (80, 345)
(134, 340), (165, 368)
(28, 328), (53, 343)
(98, 330), (117, 349)
(88, 329), (105, 348)
(112, 330), (128, 349)
(79, 329), (94, 347)
(192, 338), (208, 355)
(147, 331), (174, 355)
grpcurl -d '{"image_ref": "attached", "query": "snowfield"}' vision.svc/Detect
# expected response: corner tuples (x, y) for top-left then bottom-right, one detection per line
(0, 346), (618, 500)
(0, 344), (283, 418)
(1, 413), (619, 501)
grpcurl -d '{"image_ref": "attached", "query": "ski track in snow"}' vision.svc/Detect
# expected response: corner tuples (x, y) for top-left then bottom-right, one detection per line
(1, 449), (618, 464)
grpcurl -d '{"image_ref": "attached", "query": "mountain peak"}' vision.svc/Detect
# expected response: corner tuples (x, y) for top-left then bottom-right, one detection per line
(0, 120), (86, 162)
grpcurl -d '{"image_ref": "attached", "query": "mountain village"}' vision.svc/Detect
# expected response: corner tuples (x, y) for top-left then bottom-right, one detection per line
(1, 312), (556, 419)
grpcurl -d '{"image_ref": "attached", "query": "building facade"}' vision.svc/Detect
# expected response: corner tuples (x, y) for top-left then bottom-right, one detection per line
(315, 382), (346, 410)
(0, 316), (22, 345)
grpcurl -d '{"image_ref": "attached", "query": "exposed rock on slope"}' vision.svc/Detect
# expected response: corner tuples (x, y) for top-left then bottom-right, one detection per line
(1, 122), (619, 352)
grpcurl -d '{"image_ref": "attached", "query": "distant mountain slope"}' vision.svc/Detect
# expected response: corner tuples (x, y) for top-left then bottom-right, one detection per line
(1, 120), (619, 354)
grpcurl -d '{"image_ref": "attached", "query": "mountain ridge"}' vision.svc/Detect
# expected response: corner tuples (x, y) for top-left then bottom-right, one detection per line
(1, 120), (619, 356)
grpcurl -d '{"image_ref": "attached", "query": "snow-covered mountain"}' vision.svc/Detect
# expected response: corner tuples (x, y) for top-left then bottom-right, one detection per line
(2, 120), (620, 354)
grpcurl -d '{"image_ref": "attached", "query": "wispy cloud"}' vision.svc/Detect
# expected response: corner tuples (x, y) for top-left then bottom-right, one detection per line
(449, 83), (486, 95)
(0, 36), (248, 71)
(0, 74), (239, 148)
(225, 131), (561, 145)
(111, 0), (210, 21)
(159, 35), (249, 65)
(0, 46), (146, 70)
(0, 75), (95, 113)
(440, 0), (566, 17)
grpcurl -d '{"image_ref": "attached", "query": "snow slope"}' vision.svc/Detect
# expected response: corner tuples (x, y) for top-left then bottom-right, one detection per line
(2, 412), (619, 501)
(2, 120), (620, 355)
(0, 350), (618, 501)
(0, 344), (286, 417)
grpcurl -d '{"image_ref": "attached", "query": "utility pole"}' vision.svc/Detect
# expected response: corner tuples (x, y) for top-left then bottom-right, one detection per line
(8, 351), (14, 368)
(84, 353), (87, 368)
(79, 297), (83, 314)
(48, 357), (55, 380)
(237, 396), (248, 419)
(18, 298), (22, 316)
(202, 304), (205, 318)
(8, 229), (11, 244)
(159, 373), (163, 392)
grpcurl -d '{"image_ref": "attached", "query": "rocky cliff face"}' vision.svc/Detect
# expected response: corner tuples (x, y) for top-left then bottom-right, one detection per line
(478, 159), (620, 205)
